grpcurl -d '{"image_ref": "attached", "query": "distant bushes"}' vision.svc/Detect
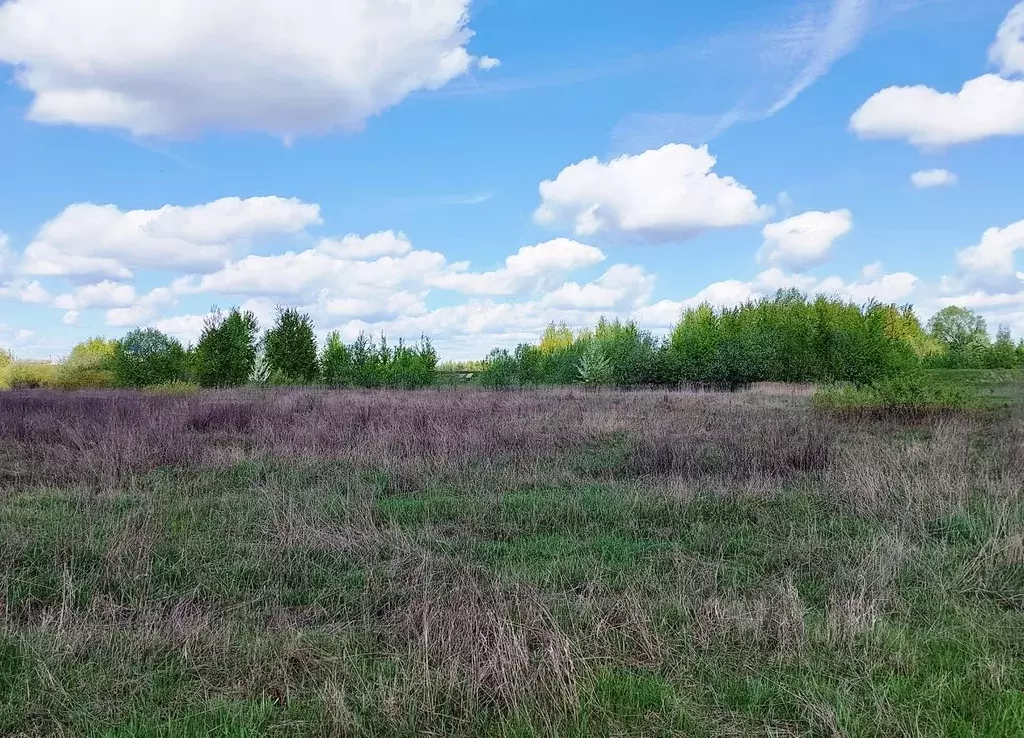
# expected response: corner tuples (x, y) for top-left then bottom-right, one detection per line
(813, 375), (976, 414)
(2, 293), (1021, 393)
(2, 361), (59, 390)
(54, 337), (117, 390)
(320, 331), (437, 389)
(923, 307), (1024, 370)
(477, 291), (954, 389)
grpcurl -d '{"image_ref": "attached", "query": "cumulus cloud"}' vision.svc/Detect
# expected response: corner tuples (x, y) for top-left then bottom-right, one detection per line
(22, 197), (322, 278)
(990, 2), (1024, 77)
(54, 280), (136, 310)
(758, 209), (852, 270)
(477, 56), (501, 71)
(0, 279), (50, 304)
(910, 169), (958, 188)
(317, 231), (413, 260)
(104, 287), (176, 327)
(851, 4), (1024, 148)
(183, 240), (451, 299)
(540, 264), (655, 310)
(850, 75), (1024, 147)
(534, 144), (768, 242)
(952, 219), (1024, 291)
(0, 0), (483, 137)
(431, 239), (605, 296)
(62, 310), (80, 326)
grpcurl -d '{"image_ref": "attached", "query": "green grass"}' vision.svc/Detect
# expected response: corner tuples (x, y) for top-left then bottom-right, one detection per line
(1, 386), (1022, 736)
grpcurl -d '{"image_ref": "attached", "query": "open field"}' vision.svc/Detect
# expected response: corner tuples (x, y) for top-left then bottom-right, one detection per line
(1, 385), (1022, 737)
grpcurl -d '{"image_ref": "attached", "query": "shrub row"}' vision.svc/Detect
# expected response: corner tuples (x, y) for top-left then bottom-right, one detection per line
(3, 295), (1022, 392)
(476, 292), (1024, 389)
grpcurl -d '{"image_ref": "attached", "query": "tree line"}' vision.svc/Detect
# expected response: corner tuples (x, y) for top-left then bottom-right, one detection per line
(1, 293), (1021, 392)
(476, 293), (1024, 389)
(0, 307), (438, 390)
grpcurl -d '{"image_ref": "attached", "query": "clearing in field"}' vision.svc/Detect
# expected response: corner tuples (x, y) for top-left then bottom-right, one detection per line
(0, 386), (1022, 736)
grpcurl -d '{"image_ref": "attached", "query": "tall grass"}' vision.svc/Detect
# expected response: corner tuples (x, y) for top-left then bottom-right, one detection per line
(1, 385), (1022, 735)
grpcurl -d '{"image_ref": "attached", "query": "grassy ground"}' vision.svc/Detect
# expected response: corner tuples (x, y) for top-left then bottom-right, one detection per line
(1, 384), (1022, 736)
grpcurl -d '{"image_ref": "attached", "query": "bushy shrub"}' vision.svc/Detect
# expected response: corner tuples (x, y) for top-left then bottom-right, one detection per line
(320, 331), (353, 386)
(319, 331), (437, 388)
(387, 336), (437, 389)
(665, 291), (921, 388)
(55, 337), (116, 390)
(192, 308), (260, 387)
(263, 307), (319, 383)
(112, 328), (189, 388)
(3, 361), (59, 389)
(478, 348), (521, 388)
(813, 374), (975, 412)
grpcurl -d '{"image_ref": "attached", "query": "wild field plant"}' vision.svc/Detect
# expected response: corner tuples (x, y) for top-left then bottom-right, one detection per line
(0, 386), (1021, 736)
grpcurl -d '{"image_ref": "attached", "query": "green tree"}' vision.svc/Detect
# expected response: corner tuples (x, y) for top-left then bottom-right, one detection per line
(192, 307), (260, 387)
(56, 337), (117, 389)
(928, 306), (989, 367)
(538, 323), (575, 353)
(112, 328), (189, 388)
(321, 331), (353, 386)
(987, 325), (1018, 370)
(263, 307), (319, 384)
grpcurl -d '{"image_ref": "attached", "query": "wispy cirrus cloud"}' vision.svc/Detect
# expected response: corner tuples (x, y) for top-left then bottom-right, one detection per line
(612, 0), (874, 151)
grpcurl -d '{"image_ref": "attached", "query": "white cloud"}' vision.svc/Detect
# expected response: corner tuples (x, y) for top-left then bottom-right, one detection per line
(0, 0), (482, 137)
(316, 231), (412, 260)
(477, 56), (501, 71)
(0, 279), (50, 304)
(431, 239), (605, 295)
(852, 4), (1024, 148)
(14, 329), (34, 342)
(850, 74), (1024, 147)
(104, 287), (176, 327)
(22, 197), (322, 278)
(534, 144), (768, 242)
(910, 169), (958, 188)
(953, 219), (1024, 290)
(185, 240), (451, 298)
(62, 310), (80, 326)
(541, 264), (655, 310)
(152, 315), (209, 346)
(758, 209), (853, 270)
(54, 280), (136, 310)
(990, 2), (1024, 77)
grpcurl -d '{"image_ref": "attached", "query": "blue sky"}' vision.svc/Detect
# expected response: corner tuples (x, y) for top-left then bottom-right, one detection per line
(1, 0), (1023, 360)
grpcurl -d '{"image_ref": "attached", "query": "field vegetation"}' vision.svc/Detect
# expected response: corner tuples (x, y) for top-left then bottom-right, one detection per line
(1, 293), (1023, 735)
(0, 382), (1022, 736)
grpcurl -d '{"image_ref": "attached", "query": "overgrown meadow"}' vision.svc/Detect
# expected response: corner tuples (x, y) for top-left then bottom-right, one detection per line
(1, 382), (1023, 737)
(1, 293), (1023, 736)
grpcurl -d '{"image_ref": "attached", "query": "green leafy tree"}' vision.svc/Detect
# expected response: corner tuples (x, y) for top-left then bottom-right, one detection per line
(112, 328), (189, 388)
(387, 336), (438, 389)
(56, 337), (117, 389)
(987, 326), (1019, 370)
(321, 331), (353, 386)
(927, 306), (990, 367)
(538, 323), (575, 353)
(263, 307), (320, 384)
(192, 307), (260, 387)
(479, 348), (520, 388)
